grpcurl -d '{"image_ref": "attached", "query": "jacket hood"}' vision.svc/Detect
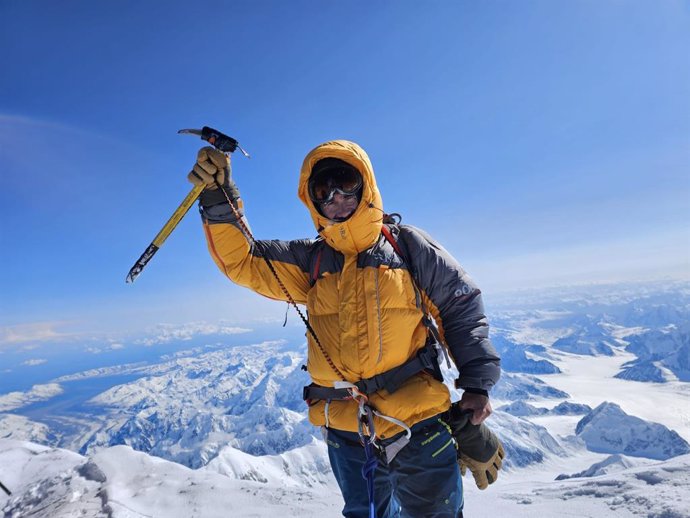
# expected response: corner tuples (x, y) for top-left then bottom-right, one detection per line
(298, 140), (383, 255)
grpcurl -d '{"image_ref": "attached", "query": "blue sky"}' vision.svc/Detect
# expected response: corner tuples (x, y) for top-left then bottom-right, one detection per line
(1, 1), (689, 349)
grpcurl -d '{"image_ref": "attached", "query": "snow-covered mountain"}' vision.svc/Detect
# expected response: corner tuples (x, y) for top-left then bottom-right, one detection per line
(498, 400), (592, 417)
(3, 280), (690, 517)
(498, 400), (548, 417)
(616, 323), (690, 382)
(490, 334), (561, 374)
(491, 371), (569, 401)
(575, 402), (690, 460)
(78, 342), (316, 467)
(58, 342), (565, 473)
(0, 414), (55, 444)
(549, 401), (592, 415)
(487, 411), (566, 467)
(551, 320), (619, 356)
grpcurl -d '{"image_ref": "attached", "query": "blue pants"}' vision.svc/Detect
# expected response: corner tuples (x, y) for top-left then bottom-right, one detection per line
(325, 414), (463, 518)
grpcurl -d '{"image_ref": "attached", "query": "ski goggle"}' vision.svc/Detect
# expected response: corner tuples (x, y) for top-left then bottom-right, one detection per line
(308, 165), (363, 205)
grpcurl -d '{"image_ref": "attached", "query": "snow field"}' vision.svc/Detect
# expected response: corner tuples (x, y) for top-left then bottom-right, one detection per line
(540, 349), (690, 442)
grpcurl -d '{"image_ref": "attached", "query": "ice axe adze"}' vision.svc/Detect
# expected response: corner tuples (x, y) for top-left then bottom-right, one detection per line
(125, 127), (250, 284)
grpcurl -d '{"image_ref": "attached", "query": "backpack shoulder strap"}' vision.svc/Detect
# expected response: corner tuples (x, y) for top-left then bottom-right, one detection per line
(381, 224), (426, 312)
(381, 224), (448, 360)
(381, 224), (404, 258)
(309, 239), (326, 287)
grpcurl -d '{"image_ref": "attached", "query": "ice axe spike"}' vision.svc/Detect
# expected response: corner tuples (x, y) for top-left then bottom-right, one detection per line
(125, 127), (249, 284)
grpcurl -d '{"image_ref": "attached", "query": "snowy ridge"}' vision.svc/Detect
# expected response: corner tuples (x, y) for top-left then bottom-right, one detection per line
(616, 322), (690, 382)
(0, 439), (341, 518)
(498, 400), (549, 417)
(491, 372), (569, 401)
(555, 453), (651, 480)
(551, 320), (618, 356)
(206, 436), (336, 488)
(490, 334), (561, 374)
(489, 411), (566, 467)
(498, 400), (592, 417)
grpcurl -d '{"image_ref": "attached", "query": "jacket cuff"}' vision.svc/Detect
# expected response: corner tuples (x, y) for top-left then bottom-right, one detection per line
(199, 182), (243, 224)
(460, 386), (489, 397)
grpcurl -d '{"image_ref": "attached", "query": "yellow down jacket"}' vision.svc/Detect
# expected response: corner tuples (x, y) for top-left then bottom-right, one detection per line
(201, 140), (500, 440)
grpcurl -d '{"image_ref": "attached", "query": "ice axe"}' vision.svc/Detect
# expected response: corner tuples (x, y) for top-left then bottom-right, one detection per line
(125, 127), (250, 284)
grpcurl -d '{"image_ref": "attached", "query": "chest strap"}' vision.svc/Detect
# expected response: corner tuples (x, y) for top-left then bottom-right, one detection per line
(303, 340), (442, 403)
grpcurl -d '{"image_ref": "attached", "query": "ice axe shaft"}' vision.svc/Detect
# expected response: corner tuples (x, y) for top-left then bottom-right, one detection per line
(126, 127), (248, 284)
(125, 183), (205, 284)
(0, 479), (11, 496)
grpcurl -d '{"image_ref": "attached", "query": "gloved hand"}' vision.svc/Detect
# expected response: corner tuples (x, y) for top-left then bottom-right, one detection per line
(187, 146), (238, 207)
(447, 401), (505, 490)
(459, 390), (492, 425)
(188, 146), (231, 189)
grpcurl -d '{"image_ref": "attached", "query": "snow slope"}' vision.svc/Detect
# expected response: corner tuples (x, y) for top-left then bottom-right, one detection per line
(3, 439), (690, 518)
(463, 453), (690, 518)
(0, 439), (342, 518)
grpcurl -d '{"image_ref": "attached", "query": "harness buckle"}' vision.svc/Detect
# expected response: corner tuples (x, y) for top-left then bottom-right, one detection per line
(417, 342), (438, 370)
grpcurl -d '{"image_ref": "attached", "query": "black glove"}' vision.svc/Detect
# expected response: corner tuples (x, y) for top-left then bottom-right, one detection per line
(446, 401), (505, 490)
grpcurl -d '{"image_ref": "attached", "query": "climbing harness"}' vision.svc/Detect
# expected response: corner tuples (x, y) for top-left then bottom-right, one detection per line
(303, 341), (443, 401)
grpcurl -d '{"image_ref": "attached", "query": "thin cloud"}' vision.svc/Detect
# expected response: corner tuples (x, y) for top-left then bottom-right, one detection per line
(0, 321), (75, 346)
(21, 358), (47, 366)
(135, 321), (252, 346)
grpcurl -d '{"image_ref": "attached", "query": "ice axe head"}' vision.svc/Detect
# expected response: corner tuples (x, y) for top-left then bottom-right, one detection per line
(178, 127), (250, 158)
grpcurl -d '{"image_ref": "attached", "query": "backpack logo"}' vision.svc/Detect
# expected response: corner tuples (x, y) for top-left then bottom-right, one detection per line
(454, 283), (473, 297)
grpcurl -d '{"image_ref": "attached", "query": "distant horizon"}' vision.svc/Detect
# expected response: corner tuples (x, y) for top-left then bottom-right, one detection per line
(1, 276), (687, 350)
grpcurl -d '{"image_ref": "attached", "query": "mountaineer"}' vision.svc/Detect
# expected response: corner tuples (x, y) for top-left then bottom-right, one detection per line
(188, 140), (503, 518)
